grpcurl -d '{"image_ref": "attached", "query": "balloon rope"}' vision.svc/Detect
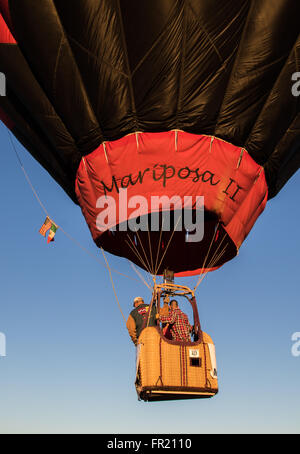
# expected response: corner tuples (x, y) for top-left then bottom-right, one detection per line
(60, 227), (140, 282)
(194, 230), (228, 292)
(130, 263), (153, 291)
(197, 222), (220, 279)
(194, 244), (228, 292)
(193, 223), (221, 291)
(147, 229), (155, 274)
(146, 290), (156, 329)
(194, 243), (227, 291)
(7, 129), (140, 284)
(154, 213), (183, 276)
(206, 230), (228, 271)
(125, 235), (153, 275)
(154, 217), (165, 276)
(100, 247), (127, 325)
(8, 131), (51, 217)
(135, 229), (153, 274)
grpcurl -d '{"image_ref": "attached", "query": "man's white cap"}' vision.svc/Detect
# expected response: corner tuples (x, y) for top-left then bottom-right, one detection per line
(134, 296), (144, 304)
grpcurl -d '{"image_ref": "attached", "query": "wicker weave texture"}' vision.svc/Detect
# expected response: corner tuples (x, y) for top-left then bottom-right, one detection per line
(138, 327), (218, 392)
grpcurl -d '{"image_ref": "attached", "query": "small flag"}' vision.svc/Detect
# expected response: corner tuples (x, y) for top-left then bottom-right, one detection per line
(47, 222), (58, 243)
(39, 216), (52, 237)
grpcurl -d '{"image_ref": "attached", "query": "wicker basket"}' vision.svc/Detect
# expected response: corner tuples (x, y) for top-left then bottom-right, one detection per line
(135, 327), (218, 401)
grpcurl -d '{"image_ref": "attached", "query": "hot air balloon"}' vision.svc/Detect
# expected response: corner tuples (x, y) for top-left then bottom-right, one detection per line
(0, 0), (299, 400)
(0, 0), (299, 276)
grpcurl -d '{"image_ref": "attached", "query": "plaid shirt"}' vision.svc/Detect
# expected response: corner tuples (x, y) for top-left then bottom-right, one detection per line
(160, 308), (192, 342)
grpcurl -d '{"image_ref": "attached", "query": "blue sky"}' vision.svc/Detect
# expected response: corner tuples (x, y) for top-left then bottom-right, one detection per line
(0, 124), (299, 434)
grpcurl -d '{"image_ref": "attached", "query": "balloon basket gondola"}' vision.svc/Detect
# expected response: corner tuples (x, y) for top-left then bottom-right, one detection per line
(135, 283), (218, 402)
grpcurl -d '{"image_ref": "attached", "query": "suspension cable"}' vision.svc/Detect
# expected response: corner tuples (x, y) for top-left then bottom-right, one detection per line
(6, 129), (141, 284)
(100, 247), (127, 324)
(126, 234), (153, 275)
(130, 263), (153, 291)
(135, 229), (153, 275)
(194, 228), (228, 292)
(154, 214), (183, 276)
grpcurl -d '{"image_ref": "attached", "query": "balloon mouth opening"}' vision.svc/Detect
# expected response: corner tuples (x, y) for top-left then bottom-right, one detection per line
(96, 209), (237, 276)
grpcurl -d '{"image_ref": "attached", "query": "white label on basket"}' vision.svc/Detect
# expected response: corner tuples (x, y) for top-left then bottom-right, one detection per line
(189, 349), (200, 358)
